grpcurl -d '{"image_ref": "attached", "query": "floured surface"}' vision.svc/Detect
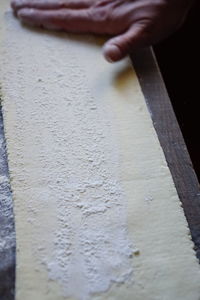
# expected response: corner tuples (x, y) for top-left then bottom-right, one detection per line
(0, 1), (200, 300)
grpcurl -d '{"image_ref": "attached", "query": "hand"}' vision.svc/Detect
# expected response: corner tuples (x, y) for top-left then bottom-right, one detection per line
(11, 0), (193, 62)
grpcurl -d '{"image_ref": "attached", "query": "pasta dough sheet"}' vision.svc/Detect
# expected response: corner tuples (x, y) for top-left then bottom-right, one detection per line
(0, 1), (200, 300)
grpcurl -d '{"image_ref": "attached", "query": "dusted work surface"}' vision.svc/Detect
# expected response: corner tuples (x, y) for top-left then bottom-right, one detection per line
(1, 1), (200, 300)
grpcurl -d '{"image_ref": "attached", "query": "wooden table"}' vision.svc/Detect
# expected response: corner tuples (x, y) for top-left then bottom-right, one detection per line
(0, 47), (200, 300)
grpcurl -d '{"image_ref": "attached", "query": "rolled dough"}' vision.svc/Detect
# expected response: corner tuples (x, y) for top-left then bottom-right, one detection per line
(0, 1), (200, 299)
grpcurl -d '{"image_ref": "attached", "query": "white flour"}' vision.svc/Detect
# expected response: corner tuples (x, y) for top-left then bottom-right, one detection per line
(1, 13), (133, 300)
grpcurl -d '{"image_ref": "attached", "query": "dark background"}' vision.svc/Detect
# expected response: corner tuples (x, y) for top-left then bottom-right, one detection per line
(154, 1), (200, 181)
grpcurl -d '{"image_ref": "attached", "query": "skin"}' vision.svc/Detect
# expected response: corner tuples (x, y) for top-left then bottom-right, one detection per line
(11, 0), (194, 62)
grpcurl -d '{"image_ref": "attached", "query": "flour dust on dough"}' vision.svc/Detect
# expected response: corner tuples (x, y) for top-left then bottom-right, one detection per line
(0, 1), (200, 300)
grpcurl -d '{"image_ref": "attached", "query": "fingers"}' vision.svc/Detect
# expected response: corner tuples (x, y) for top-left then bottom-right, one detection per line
(17, 8), (92, 32)
(103, 23), (152, 62)
(17, 8), (103, 33)
(11, 0), (93, 12)
(11, 1), (157, 63)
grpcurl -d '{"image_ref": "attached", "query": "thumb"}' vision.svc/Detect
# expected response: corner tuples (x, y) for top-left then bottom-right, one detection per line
(103, 23), (149, 63)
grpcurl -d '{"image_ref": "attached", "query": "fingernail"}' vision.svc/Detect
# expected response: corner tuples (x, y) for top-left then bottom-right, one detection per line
(17, 8), (27, 19)
(17, 8), (38, 26)
(103, 44), (122, 63)
(17, 8), (34, 18)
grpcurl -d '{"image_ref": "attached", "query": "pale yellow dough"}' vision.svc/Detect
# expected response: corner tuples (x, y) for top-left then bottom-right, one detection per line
(1, 1), (200, 300)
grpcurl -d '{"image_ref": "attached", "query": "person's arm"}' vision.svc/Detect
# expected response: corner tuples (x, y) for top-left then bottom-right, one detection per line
(11, 0), (194, 62)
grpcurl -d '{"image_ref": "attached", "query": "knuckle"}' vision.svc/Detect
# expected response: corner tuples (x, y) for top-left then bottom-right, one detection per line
(137, 18), (154, 29)
(135, 19), (161, 46)
(89, 6), (111, 24)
